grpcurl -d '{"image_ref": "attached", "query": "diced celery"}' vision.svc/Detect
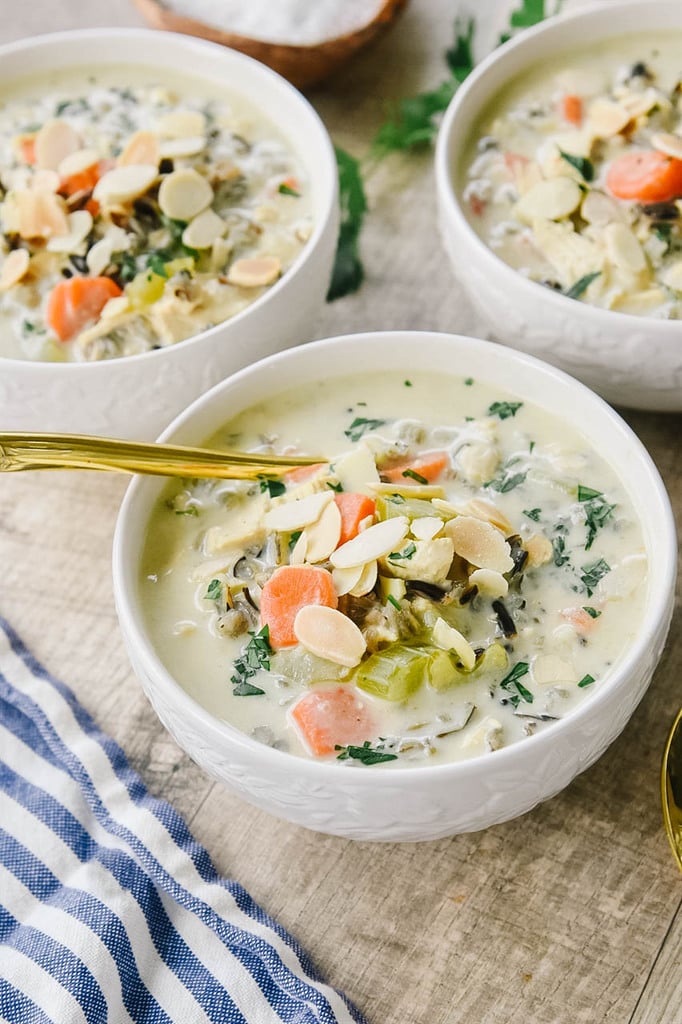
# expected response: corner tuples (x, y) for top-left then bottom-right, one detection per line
(165, 256), (195, 276)
(376, 494), (440, 522)
(354, 645), (429, 701)
(427, 641), (509, 692)
(127, 270), (166, 308)
(378, 576), (406, 605)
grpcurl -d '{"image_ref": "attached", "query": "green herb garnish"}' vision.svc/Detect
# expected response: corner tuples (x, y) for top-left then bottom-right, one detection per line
(344, 416), (386, 442)
(146, 253), (169, 278)
(464, 377), (474, 386)
(583, 496), (616, 550)
(578, 674), (596, 688)
(388, 542), (417, 562)
(335, 740), (398, 765)
(488, 400), (523, 420)
(498, 0), (559, 44)
(231, 625), (272, 697)
(523, 508), (542, 521)
(278, 182), (300, 197)
(577, 485), (603, 502)
(565, 271), (601, 300)
(552, 534), (570, 567)
(387, 595), (402, 611)
(558, 149), (594, 181)
(327, 146), (367, 301)
(499, 661), (533, 707)
(402, 468), (428, 485)
(113, 251), (138, 283)
(205, 578), (222, 601)
(288, 530), (302, 551)
(580, 558), (610, 596)
(582, 607), (601, 619)
(404, 380), (413, 387)
(487, 470), (527, 493)
(259, 478), (286, 498)
(326, 480), (344, 492)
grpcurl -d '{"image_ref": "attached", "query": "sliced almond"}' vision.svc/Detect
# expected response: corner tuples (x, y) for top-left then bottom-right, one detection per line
(550, 130), (593, 159)
(289, 531), (308, 564)
(58, 148), (99, 179)
(619, 87), (665, 120)
(331, 516), (409, 569)
(46, 209), (93, 253)
(585, 99), (631, 139)
(445, 516), (513, 574)
(182, 207), (226, 250)
(349, 559), (378, 597)
(118, 131), (160, 168)
(293, 605), (366, 668)
(514, 177), (582, 223)
(30, 169), (60, 193)
(16, 190), (69, 239)
(432, 618), (476, 671)
(158, 168), (213, 221)
(532, 654), (576, 685)
(463, 499), (513, 537)
(264, 490), (333, 532)
(651, 132), (682, 160)
(94, 164), (158, 206)
(0, 248), (30, 290)
(226, 256), (281, 288)
(34, 118), (81, 171)
(86, 236), (114, 277)
(604, 222), (647, 273)
(662, 260), (682, 291)
(410, 516), (444, 541)
(525, 534), (553, 568)
(301, 499), (342, 563)
(462, 716), (503, 753)
(156, 110), (207, 139)
(581, 189), (625, 226)
(469, 568), (509, 598)
(332, 563), (365, 597)
(159, 136), (207, 159)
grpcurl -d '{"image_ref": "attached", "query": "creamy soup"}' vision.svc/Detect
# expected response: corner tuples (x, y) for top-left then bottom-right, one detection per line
(461, 33), (682, 318)
(141, 372), (647, 768)
(0, 66), (312, 361)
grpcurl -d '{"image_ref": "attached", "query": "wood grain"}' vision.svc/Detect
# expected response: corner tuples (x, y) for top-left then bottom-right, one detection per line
(0, 2), (680, 1022)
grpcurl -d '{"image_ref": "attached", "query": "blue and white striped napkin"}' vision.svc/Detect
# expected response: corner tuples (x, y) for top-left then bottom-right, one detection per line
(0, 618), (366, 1024)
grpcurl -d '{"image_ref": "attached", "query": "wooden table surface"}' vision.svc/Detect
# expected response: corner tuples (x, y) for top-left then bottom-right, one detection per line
(1, 2), (680, 1022)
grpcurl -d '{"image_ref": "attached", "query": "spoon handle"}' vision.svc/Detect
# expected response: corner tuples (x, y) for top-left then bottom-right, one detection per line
(0, 433), (322, 480)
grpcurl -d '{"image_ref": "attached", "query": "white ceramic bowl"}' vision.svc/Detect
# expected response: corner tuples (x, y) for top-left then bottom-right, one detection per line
(435, 0), (682, 413)
(0, 29), (338, 439)
(113, 331), (676, 842)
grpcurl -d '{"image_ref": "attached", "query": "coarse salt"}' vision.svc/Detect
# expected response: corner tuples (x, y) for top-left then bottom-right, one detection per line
(163, 0), (386, 45)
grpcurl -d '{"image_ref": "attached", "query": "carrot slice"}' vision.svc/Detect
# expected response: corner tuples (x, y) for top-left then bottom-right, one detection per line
(560, 608), (597, 634)
(606, 150), (682, 203)
(17, 135), (36, 165)
(381, 451), (449, 484)
(283, 462), (326, 485)
(46, 277), (123, 342)
(259, 565), (337, 648)
(60, 164), (100, 197)
(334, 492), (376, 546)
(290, 687), (376, 756)
(561, 94), (583, 126)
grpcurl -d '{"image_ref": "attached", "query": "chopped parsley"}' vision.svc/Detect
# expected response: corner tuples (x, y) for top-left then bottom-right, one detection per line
(288, 530), (302, 551)
(523, 508), (542, 522)
(146, 253), (169, 278)
(335, 741), (398, 765)
(565, 271), (601, 300)
(402, 468), (428, 485)
(552, 534), (570, 567)
(344, 416), (387, 442)
(558, 149), (594, 181)
(582, 606), (601, 619)
(488, 400), (523, 420)
(388, 542), (417, 562)
(231, 625), (272, 697)
(404, 379), (413, 387)
(578, 674), (596, 688)
(580, 558), (611, 597)
(259, 477), (286, 498)
(326, 480), (344, 492)
(464, 377), (474, 386)
(499, 661), (533, 707)
(387, 595), (402, 611)
(204, 578), (222, 601)
(278, 182), (300, 197)
(577, 485), (602, 502)
(579, 487), (616, 550)
(487, 469), (527, 493)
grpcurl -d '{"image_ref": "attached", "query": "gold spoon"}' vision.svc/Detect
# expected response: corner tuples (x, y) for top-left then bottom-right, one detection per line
(662, 707), (682, 872)
(0, 432), (322, 481)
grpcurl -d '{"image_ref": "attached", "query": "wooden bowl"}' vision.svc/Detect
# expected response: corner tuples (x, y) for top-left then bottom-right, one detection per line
(132, 0), (409, 89)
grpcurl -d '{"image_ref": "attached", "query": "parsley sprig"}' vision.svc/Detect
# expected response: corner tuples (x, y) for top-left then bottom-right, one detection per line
(578, 485), (616, 550)
(499, 661), (534, 708)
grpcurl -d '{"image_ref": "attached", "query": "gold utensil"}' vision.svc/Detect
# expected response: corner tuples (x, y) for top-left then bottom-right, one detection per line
(661, 707), (682, 872)
(0, 432), (322, 481)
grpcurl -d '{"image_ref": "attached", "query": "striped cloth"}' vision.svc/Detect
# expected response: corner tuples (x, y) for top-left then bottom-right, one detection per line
(0, 618), (366, 1024)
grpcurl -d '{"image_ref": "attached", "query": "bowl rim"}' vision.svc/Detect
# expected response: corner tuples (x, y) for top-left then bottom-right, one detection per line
(112, 329), (678, 785)
(434, 0), (682, 334)
(0, 27), (338, 371)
